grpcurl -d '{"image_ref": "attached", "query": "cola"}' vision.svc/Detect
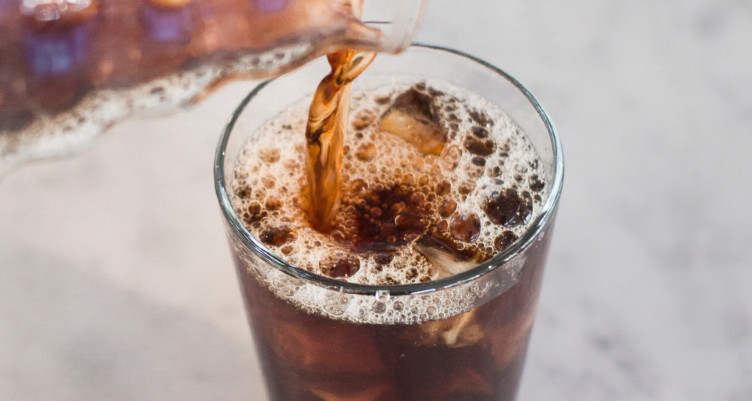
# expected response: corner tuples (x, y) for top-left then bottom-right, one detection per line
(220, 52), (561, 400)
(0, 0), (423, 173)
(233, 230), (552, 400)
(303, 49), (375, 232)
(1, 0), (373, 126)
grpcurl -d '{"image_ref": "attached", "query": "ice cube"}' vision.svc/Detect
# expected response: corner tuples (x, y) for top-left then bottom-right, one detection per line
(438, 365), (495, 399)
(310, 384), (392, 401)
(273, 320), (385, 374)
(379, 88), (446, 155)
(489, 307), (536, 369)
(416, 310), (483, 348)
(414, 234), (476, 279)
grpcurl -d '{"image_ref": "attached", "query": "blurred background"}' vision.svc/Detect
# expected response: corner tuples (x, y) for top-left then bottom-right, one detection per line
(1, 0), (751, 400)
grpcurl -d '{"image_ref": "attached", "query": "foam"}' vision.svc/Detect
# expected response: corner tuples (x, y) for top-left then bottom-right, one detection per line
(229, 79), (547, 324)
(232, 81), (545, 280)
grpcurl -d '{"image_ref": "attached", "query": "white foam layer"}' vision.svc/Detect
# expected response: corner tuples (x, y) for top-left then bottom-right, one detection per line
(231, 80), (545, 282)
(230, 79), (546, 323)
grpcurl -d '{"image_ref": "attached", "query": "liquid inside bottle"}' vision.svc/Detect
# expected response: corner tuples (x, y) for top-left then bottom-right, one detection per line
(0, 0), (423, 174)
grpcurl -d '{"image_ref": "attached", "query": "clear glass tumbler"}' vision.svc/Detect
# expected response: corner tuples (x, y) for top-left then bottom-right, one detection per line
(214, 44), (563, 401)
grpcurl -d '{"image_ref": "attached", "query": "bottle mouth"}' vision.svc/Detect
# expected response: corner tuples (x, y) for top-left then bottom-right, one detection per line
(361, 0), (426, 54)
(214, 43), (564, 297)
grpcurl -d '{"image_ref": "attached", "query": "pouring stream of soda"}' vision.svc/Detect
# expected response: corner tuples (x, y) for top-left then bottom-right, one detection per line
(304, 50), (376, 232)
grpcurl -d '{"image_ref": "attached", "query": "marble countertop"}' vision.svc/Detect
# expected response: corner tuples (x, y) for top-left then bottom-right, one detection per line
(1, 0), (750, 400)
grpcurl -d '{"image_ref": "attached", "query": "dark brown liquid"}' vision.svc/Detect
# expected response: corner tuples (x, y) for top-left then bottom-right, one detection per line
(229, 77), (553, 399)
(232, 223), (553, 401)
(0, 0), (378, 130)
(304, 49), (375, 232)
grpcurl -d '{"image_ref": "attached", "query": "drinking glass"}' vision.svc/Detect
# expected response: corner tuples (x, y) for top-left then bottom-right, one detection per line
(214, 44), (563, 401)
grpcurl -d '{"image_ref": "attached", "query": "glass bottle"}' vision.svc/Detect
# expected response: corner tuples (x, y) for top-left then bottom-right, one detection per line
(0, 0), (424, 172)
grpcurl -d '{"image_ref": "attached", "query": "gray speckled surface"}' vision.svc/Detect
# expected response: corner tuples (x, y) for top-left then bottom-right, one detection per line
(2, 1), (751, 400)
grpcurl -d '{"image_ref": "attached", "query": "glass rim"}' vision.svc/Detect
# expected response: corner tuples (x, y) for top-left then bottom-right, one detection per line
(214, 43), (564, 297)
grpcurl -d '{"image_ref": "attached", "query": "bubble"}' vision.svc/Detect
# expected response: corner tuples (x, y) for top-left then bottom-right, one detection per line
(450, 214), (481, 243)
(401, 173), (416, 186)
(529, 174), (545, 192)
(463, 136), (496, 156)
(235, 185), (252, 199)
(471, 156), (486, 167)
(472, 126), (489, 138)
(352, 113), (376, 130)
(494, 231), (518, 251)
(436, 181), (451, 196)
(325, 303), (347, 316)
(261, 175), (276, 188)
(438, 199), (457, 218)
(259, 226), (296, 246)
(441, 145), (462, 170)
(469, 109), (492, 127)
(245, 202), (266, 223)
(458, 182), (475, 195)
(259, 147), (280, 163)
(320, 255), (361, 278)
(373, 252), (393, 265)
(265, 196), (282, 211)
(355, 143), (377, 160)
(482, 189), (533, 228)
